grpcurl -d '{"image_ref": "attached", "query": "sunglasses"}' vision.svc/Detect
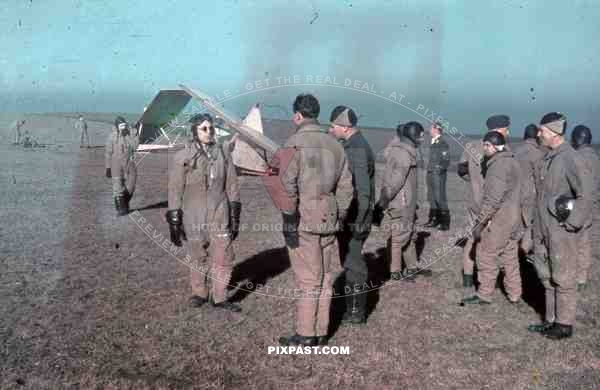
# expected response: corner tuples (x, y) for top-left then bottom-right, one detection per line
(197, 125), (214, 132)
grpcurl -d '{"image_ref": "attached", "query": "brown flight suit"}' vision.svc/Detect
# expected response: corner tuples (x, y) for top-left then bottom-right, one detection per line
(575, 145), (599, 284)
(380, 136), (418, 274)
(105, 127), (139, 198)
(513, 139), (546, 253)
(281, 118), (353, 337)
(475, 150), (522, 302)
(535, 142), (591, 326)
(458, 141), (485, 275)
(168, 140), (240, 303)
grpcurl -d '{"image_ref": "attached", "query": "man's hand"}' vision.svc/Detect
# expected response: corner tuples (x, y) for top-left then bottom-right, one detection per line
(472, 219), (487, 242)
(106, 168), (112, 178)
(166, 209), (186, 247)
(282, 211), (299, 248)
(372, 203), (385, 227)
(229, 201), (242, 241)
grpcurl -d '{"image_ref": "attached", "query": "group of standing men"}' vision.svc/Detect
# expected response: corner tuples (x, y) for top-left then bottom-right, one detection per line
(456, 113), (597, 340)
(108, 91), (594, 345)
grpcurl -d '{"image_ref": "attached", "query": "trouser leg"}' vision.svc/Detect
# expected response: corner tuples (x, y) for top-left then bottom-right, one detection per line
(437, 172), (448, 212)
(125, 164), (137, 198)
(209, 234), (234, 304)
(289, 232), (325, 337)
(316, 234), (338, 337)
(499, 239), (521, 302)
(577, 226), (592, 284)
(189, 240), (210, 298)
(475, 239), (499, 302)
(343, 237), (368, 287)
(388, 216), (415, 273)
(550, 232), (578, 326)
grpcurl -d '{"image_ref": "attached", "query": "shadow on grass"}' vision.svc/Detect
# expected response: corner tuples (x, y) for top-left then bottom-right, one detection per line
(132, 200), (168, 212)
(229, 247), (290, 302)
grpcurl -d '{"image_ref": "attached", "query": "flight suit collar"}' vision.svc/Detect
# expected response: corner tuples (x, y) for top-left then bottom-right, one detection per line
(296, 118), (322, 134)
(341, 130), (362, 149)
(547, 141), (570, 159)
(389, 135), (417, 158)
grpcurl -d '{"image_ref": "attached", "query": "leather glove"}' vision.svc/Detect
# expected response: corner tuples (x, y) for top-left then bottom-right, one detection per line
(457, 161), (469, 178)
(555, 195), (574, 223)
(472, 219), (487, 242)
(282, 211), (299, 248)
(106, 168), (112, 178)
(372, 203), (385, 227)
(165, 209), (186, 247)
(229, 201), (242, 241)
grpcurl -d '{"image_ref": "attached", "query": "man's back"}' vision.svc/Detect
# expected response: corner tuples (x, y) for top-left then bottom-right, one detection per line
(282, 119), (353, 234)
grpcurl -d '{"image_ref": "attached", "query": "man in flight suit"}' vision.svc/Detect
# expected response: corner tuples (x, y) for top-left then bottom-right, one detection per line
(105, 116), (139, 216)
(166, 113), (242, 312)
(570, 124), (599, 290)
(512, 124), (546, 254)
(528, 112), (592, 340)
(278, 94), (353, 346)
(328, 105), (375, 325)
(423, 121), (451, 230)
(373, 122), (424, 282)
(76, 115), (90, 148)
(12, 119), (26, 145)
(462, 131), (522, 305)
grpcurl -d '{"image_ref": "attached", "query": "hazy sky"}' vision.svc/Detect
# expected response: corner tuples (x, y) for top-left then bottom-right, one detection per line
(2, 0), (599, 134)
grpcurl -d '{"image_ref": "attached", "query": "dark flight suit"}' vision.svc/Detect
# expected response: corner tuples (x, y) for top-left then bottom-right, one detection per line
(535, 142), (591, 326)
(426, 135), (451, 227)
(337, 130), (375, 318)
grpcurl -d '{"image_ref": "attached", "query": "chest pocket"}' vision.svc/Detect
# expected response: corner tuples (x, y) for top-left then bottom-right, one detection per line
(185, 155), (209, 190)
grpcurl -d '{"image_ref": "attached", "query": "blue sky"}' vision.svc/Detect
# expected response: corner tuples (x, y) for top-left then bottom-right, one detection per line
(2, 0), (599, 134)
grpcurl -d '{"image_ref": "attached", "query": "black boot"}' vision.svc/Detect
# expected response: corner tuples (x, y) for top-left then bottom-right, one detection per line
(542, 323), (573, 340)
(403, 268), (418, 282)
(460, 273), (475, 304)
(527, 321), (554, 333)
(423, 209), (439, 227)
(278, 334), (318, 346)
(117, 194), (129, 216)
(189, 295), (208, 307)
(210, 297), (241, 312)
(316, 336), (328, 346)
(342, 285), (367, 325)
(437, 210), (450, 231)
(460, 295), (491, 305)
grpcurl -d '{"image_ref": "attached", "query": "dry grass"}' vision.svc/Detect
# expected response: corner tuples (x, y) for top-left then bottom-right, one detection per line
(1, 116), (599, 389)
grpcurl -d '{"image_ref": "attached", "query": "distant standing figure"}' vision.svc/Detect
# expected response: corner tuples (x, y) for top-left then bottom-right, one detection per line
(12, 119), (26, 144)
(105, 116), (139, 215)
(423, 121), (451, 230)
(76, 115), (90, 148)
